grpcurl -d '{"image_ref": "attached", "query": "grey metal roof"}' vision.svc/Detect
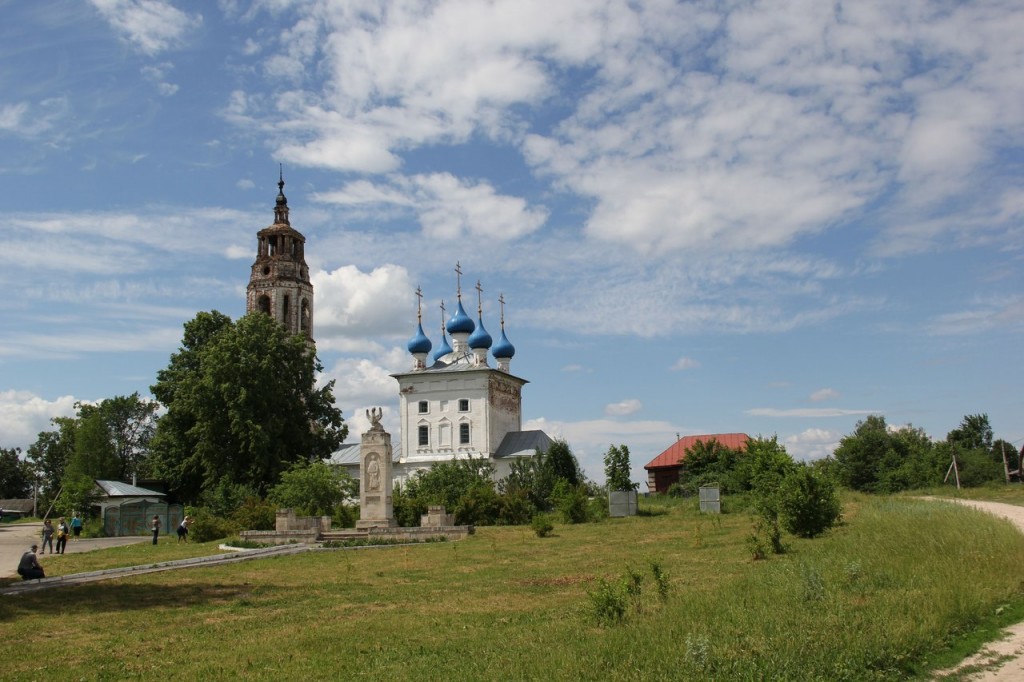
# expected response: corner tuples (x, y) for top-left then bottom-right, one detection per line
(94, 480), (166, 498)
(327, 442), (401, 465)
(494, 430), (553, 459)
(0, 499), (34, 513)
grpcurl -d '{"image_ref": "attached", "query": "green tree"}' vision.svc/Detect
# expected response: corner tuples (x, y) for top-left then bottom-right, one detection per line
(542, 439), (582, 487)
(0, 447), (32, 498)
(777, 465), (842, 538)
(832, 415), (891, 492)
(947, 414), (993, 453)
(150, 311), (348, 501)
(27, 419), (77, 504)
(603, 444), (637, 492)
(65, 405), (121, 481)
(268, 461), (357, 517)
(98, 393), (158, 483)
(680, 438), (746, 493)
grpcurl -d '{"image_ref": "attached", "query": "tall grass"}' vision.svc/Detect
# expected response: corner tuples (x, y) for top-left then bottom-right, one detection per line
(1, 495), (1022, 680)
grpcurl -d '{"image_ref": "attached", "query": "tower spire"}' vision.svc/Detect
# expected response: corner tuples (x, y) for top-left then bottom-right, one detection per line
(274, 164), (290, 225)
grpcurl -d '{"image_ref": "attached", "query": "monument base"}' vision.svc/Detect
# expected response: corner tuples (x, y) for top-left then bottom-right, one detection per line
(356, 518), (398, 530)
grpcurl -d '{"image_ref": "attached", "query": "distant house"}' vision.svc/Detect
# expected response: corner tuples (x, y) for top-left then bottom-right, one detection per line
(643, 433), (751, 494)
(94, 480), (182, 537)
(0, 498), (34, 521)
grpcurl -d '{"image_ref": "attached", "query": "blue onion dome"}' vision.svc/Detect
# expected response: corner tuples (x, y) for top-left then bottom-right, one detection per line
(468, 317), (492, 350)
(407, 322), (432, 355)
(433, 332), (453, 362)
(492, 328), (516, 359)
(446, 300), (475, 335)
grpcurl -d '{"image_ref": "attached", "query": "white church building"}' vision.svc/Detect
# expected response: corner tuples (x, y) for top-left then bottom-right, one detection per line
(331, 268), (552, 486)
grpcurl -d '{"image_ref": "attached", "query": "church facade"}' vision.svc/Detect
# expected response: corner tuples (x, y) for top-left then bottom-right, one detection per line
(390, 273), (552, 483)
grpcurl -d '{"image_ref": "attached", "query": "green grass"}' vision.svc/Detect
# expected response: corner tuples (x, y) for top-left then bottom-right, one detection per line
(1, 494), (1023, 680)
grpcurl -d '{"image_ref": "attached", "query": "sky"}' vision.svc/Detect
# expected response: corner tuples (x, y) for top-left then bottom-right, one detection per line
(1, 0), (1022, 487)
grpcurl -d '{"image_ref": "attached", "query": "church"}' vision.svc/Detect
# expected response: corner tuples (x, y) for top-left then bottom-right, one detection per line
(246, 174), (551, 486)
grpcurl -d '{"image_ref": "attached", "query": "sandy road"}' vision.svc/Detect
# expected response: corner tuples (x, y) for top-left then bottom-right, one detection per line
(0, 521), (150, 579)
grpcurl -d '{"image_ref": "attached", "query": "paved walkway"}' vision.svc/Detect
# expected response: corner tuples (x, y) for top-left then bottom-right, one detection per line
(0, 521), (155, 580)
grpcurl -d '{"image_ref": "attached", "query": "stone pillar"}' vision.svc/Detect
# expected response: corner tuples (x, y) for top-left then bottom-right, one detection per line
(357, 407), (397, 529)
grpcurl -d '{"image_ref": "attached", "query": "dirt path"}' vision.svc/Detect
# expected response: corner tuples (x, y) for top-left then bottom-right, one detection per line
(931, 499), (1024, 681)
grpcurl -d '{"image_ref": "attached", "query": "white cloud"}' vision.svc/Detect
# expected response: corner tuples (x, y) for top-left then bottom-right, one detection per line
(672, 357), (700, 371)
(233, 0), (1024, 259)
(89, 0), (202, 56)
(810, 388), (840, 402)
(604, 399), (642, 417)
(314, 174), (547, 241)
(747, 407), (879, 418)
(926, 296), (1024, 336)
(782, 428), (840, 461)
(0, 390), (79, 450)
(312, 264), (414, 345)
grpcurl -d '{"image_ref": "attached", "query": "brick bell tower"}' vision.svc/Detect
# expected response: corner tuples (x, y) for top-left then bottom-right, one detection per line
(246, 168), (314, 340)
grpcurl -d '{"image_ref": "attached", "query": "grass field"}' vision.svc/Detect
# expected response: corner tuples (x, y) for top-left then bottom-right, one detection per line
(2, 494), (1023, 680)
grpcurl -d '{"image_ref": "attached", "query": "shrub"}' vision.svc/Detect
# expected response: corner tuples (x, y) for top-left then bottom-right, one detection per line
(454, 482), (502, 525)
(531, 513), (554, 538)
(778, 466), (842, 538)
(498, 491), (535, 526)
(552, 480), (588, 524)
(334, 503), (358, 529)
(588, 577), (629, 625)
(231, 497), (276, 531)
(188, 508), (240, 543)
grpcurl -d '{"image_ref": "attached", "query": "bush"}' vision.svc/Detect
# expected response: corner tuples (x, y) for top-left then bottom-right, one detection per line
(531, 513), (554, 538)
(778, 466), (842, 538)
(188, 508), (240, 543)
(231, 497), (276, 531)
(334, 503), (358, 529)
(553, 481), (588, 524)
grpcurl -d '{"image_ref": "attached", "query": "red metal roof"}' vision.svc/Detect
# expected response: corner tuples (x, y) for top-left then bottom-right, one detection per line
(643, 433), (751, 470)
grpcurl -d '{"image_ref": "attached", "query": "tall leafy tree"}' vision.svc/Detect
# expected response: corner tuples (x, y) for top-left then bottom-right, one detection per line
(150, 311), (347, 501)
(947, 414), (993, 453)
(542, 439), (582, 487)
(0, 447), (33, 498)
(26, 418), (77, 504)
(603, 444), (637, 492)
(832, 415), (892, 492)
(99, 393), (158, 483)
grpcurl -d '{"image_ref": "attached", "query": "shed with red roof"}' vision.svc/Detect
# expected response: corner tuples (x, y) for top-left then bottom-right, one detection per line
(644, 433), (750, 494)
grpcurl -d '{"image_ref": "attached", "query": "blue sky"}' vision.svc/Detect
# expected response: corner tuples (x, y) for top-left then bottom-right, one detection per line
(2, 0), (1022, 487)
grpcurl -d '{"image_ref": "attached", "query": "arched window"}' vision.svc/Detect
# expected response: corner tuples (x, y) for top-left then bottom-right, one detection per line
(257, 295), (271, 315)
(300, 299), (311, 333)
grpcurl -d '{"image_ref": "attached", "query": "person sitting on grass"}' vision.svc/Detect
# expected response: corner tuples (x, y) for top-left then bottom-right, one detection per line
(17, 544), (45, 580)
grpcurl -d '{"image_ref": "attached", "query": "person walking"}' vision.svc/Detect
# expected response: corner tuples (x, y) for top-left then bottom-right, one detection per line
(151, 514), (161, 545)
(17, 544), (45, 580)
(56, 518), (70, 554)
(70, 513), (83, 540)
(40, 519), (55, 554)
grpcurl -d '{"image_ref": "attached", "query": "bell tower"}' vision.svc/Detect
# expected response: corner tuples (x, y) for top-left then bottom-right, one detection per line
(246, 169), (314, 340)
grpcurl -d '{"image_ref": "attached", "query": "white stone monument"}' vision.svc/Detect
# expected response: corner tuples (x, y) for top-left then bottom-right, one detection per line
(357, 407), (397, 529)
